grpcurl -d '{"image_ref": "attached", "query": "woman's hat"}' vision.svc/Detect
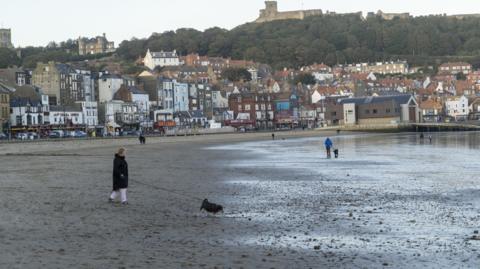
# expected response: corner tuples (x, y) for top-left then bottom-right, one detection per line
(117, 147), (126, 156)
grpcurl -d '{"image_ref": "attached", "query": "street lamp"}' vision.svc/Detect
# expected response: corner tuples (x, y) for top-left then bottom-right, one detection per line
(26, 103), (31, 129)
(7, 119), (11, 140)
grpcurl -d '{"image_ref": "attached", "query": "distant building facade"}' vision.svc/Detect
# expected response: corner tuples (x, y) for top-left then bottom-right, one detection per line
(344, 61), (409, 75)
(98, 74), (123, 103)
(438, 62), (472, 75)
(326, 95), (419, 126)
(78, 33), (115, 55)
(0, 83), (11, 132)
(445, 95), (468, 120)
(32, 62), (91, 105)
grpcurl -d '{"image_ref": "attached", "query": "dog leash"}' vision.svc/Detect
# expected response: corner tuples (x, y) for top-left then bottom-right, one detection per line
(131, 179), (204, 202)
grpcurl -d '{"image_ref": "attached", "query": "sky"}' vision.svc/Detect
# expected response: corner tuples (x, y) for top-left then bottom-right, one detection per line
(1, 0), (479, 47)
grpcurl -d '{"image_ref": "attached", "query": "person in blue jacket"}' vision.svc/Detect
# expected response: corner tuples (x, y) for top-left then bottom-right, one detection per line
(324, 137), (333, 158)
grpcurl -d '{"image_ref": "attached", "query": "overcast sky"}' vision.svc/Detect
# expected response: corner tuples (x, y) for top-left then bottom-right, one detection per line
(2, 0), (479, 47)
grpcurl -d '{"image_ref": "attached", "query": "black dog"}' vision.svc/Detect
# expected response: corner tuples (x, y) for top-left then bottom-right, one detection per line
(200, 199), (223, 214)
(333, 148), (339, 158)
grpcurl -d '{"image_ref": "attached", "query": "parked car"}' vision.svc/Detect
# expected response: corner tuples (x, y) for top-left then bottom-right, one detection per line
(121, 130), (139, 136)
(16, 132), (28, 140)
(27, 132), (39, 140)
(73, 130), (87, 138)
(63, 131), (74, 138)
(0, 132), (8, 140)
(48, 131), (62, 139)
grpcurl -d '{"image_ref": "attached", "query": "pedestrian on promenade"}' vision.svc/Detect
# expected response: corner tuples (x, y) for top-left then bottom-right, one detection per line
(139, 133), (146, 144)
(428, 135), (432, 144)
(272, 133), (275, 140)
(324, 137), (333, 158)
(109, 147), (129, 205)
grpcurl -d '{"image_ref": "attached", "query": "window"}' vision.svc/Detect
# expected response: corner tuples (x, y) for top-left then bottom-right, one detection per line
(331, 112), (337, 116)
(245, 104), (251, 111)
(373, 109), (377, 114)
(238, 105), (242, 111)
(386, 108), (391, 113)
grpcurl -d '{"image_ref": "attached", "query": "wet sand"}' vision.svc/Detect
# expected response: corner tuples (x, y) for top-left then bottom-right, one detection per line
(1, 131), (479, 268)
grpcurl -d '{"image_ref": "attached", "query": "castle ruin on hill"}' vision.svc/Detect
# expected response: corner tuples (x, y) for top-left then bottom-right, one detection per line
(255, 1), (323, 23)
(254, 1), (480, 23)
(255, 1), (363, 23)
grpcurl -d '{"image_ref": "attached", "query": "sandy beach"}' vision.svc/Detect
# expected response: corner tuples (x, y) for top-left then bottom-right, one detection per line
(1, 130), (480, 268)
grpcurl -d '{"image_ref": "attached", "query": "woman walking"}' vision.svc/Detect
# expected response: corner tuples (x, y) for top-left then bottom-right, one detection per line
(109, 147), (129, 205)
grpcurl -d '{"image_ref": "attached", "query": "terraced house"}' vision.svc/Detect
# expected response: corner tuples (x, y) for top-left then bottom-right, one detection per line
(32, 62), (92, 106)
(0, 83), (11, 132)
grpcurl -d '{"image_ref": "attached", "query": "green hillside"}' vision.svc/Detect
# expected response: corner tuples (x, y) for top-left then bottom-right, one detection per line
(117, 14), (480, 69)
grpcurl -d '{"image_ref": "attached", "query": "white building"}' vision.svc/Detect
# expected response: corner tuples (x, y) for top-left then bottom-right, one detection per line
(131, 91), (149, 113)
(212, 90), (228, 108)
(101, 100), (124, 131)
(311, 90), (323, 104)
(248, 67), (258, 82)
(129, 87), (150, 124)
(49, 105), (84, 126)
(343, 61), (409, 75)
(312, 72), (334, 82)
(77, 101), (98, 128)
(98, 74), (123, 103)
(10, 95), (50, 127)
(445, 95), (468, 120)
(144, 49), (180, 70)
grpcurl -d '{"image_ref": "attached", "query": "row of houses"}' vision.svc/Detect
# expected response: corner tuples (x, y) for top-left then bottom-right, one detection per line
(1, 47), (479, 135)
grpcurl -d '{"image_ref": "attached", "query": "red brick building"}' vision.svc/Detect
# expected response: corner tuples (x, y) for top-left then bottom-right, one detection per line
(227, 92), (256, 128)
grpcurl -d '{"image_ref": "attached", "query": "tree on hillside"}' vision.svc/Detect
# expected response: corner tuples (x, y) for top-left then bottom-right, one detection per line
(294, 73), (316, 85)
(456, 72), (467, 81)
(221, 67), (252, 82)
(81, 15), (480, 69)
(117, 38), (146, 61)
(0, 48), (20, 68)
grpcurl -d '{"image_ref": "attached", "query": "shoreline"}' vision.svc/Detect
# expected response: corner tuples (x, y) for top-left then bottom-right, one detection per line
(0, 129), (348, 155)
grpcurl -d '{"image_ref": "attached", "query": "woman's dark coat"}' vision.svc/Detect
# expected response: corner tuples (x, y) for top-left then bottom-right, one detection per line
(112, 154), (128, 190)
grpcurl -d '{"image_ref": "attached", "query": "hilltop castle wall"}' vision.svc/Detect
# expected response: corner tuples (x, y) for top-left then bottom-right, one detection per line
(255, 1), (322, 23)
(254, 1), (480, 23)
(450, 14), (480, 19)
